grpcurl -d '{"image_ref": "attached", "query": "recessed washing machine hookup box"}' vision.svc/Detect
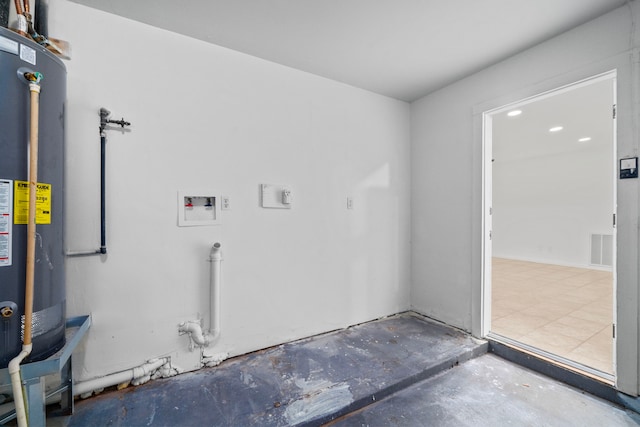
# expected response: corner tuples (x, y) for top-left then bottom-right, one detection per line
(178, 190), (221, 226)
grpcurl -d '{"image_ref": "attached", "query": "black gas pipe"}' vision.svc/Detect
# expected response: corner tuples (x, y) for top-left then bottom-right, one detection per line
(99, 108), (130, 254)
(67, 108), (130, 257)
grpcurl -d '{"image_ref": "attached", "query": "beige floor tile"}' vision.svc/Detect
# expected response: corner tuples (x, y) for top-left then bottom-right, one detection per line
(491, 258), (613, 375)
(562, 275), (602, 286)
(582, 300), (614, 315)
(539, 318), (604, 341)
(492, 298), (530, 312)
(548, 298), (587, 312)
(492, 313), (550, 337)
(569, 307), (611, 325)
(491, 305), (519, 320)
(577, 284), (611, 299)
(555, 314), (608, 332)
(587, 325), (614, 347)
(519, 329), (583, 354)
(520, 305), (569, 322)
(568, 328), (613, 373)
(553, 291), (602, 305)
(536, 270), (581, 281)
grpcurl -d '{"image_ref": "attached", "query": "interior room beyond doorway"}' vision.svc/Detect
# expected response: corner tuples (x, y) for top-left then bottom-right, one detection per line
(486, 73), (616, 381)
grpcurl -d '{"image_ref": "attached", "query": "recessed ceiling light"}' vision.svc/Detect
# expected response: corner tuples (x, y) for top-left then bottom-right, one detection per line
(549, 126), (563, 132)
(578, 137), (592, 142)
(507, 110), (522, 117)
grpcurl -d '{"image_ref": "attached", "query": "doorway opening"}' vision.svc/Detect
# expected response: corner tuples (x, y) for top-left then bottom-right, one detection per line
(482, 72), (617, 383)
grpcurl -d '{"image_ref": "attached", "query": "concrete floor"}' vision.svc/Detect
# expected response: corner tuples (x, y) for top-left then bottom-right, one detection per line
(331, 354), (640, 426)
(48, 312), (639, 426)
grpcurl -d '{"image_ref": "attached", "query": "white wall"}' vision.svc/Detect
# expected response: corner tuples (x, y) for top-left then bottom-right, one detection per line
(411, 3), (640, 394)
(493, 148), (614, 268)
(49, 1), (411, 380)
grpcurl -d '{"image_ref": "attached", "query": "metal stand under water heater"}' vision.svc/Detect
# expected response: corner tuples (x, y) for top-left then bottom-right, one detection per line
(0, 22), (67, 414)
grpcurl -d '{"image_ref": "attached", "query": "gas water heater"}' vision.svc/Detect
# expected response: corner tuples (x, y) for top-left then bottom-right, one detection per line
(0, 26), (66, 368)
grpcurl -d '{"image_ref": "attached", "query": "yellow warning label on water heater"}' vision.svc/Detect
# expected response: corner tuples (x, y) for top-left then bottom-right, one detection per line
(14, 181), (51, 225)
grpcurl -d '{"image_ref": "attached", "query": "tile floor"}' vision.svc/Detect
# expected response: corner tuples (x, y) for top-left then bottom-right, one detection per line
(491, 258), (613, 375)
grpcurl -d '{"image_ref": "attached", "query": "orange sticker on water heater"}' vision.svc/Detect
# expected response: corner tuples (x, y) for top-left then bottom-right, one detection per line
(14, 181), (51, 225)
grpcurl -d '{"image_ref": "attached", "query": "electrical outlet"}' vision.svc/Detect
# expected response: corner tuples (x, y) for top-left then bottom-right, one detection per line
(347, 197), (353, 210)
(261, 184), (292, 209)
(221, 196), (231, 210)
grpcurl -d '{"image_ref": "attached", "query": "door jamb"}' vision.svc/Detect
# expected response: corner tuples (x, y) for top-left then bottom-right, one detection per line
(481, 71), (618, 382)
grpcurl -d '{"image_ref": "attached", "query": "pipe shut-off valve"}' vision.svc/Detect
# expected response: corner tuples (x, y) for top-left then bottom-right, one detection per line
(100, 108), (131, 135)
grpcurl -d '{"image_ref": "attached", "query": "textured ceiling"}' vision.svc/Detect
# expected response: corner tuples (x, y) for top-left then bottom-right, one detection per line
(69, 0), (630, 101)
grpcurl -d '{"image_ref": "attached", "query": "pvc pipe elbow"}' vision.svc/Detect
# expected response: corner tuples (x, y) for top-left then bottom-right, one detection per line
(208, 328), (220, 345)
(9, 344), (32, 427)
(209, 242), (222, 261)
(8, 344), (32, 373)
(178, 321), (208, 346)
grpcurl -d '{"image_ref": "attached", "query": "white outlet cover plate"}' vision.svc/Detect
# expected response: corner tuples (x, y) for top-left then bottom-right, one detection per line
(261, 184), (291, 209)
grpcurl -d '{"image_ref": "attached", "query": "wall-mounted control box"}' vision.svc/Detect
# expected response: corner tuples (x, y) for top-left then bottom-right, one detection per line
(178, 190), (221, 226)
(620, 157), (638, 179)
(261, 184), (292, 209)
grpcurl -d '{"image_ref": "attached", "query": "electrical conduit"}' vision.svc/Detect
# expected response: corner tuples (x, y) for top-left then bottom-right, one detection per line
(9, 71), (42, 427)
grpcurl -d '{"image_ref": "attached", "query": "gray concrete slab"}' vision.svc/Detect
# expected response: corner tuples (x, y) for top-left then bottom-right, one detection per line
(331, 354), (640, 427)
(60, 313), (486, 426)
(50, 313), (637, 427)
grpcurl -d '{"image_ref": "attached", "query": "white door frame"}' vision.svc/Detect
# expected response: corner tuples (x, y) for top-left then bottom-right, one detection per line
(481, 70), (618, 381)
